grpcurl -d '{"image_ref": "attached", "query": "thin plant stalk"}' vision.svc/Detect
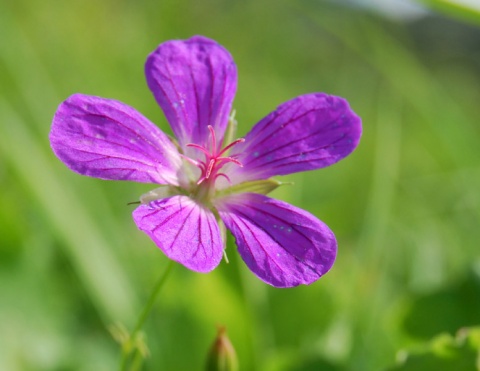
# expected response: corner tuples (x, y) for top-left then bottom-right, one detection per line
(119, 260), (175, 371)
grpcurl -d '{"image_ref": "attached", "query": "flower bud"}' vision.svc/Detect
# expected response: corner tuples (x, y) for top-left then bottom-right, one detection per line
(205, 326), (238, 371)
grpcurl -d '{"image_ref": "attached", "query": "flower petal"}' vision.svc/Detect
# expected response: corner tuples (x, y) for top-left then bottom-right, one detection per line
(133, 195), (223, 273)
(50, 94), (182, 184)
(216, 193), (337, 287)
(227, 93), (362, 184)
(145, 36), (237, 149)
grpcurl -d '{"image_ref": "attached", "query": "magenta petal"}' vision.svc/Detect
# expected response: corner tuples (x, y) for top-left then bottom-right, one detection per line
(50, 94), (182, 184)
(133, 195), (223, 273)
(216, 193), (337, 287)
(145, 36), (237, 149)
(227, 93), (362, 183)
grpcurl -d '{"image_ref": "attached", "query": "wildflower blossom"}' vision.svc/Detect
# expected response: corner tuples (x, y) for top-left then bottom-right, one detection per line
(50, 36), (362, 287)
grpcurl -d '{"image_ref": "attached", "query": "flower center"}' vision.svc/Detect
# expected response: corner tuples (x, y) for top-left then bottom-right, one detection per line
(182, 125), (244, 188)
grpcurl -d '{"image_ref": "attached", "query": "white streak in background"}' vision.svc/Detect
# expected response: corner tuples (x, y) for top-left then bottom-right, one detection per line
(339, 0), (429, 21)
(451, 0), (480, 11)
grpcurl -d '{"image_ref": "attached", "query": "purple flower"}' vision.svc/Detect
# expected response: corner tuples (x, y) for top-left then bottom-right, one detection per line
(50, 36), (362, 288)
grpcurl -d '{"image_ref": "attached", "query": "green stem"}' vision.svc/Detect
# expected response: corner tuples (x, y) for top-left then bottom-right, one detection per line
(119, 259), (175, 371)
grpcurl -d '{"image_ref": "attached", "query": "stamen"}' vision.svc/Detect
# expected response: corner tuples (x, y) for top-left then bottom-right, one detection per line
(208, 125), (217, 155)
(216, 157), (243, 167)
(179, 153), (200, 167)
(186, 143), (210, 157)
(197, 175), (206, 185)
(218, 138), (245, 156)
(215, 173), (232, 184)
(205, 159), (215, 179)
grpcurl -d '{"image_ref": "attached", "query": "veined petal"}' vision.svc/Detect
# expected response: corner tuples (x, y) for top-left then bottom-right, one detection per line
(226, 93), (362, 184)
(50, 94), (182, 184)
(133, 195), (223, 273)
(216, 193), (337, 287)
(145, 36), (237, 150)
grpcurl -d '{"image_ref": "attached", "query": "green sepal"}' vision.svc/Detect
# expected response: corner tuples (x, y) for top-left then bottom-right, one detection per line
(223, 109), (238, 146)
(218, 179), (288, 197)
(139, 185), (184, 204)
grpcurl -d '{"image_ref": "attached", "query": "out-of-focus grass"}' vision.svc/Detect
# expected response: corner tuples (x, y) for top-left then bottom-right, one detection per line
(1, 0), (479, 370)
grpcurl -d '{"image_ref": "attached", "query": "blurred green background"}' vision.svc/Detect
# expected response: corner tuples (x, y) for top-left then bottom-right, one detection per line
(1, 0), (480, 370)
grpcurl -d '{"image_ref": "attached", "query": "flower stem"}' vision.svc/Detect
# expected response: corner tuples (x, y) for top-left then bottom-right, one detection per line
(119, 259), (175, 371)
